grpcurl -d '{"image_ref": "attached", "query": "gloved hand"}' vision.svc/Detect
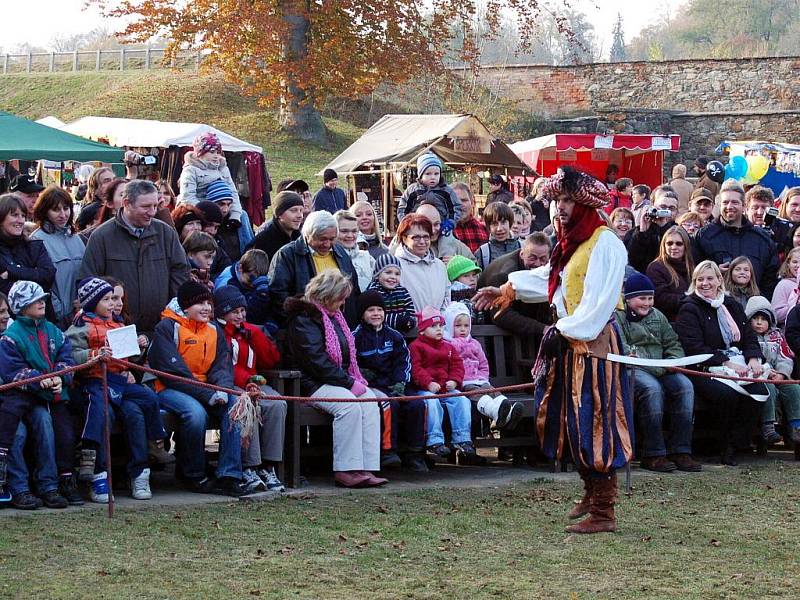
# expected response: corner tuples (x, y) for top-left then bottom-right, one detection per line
(350, 380), (368, 397)
(208, 391), (229, 406)
(398, 314), (416, 332)
(228, 218), (242, 229)
(389, 382), (406, 397)
(251, 275), (270, 300)
(440, 218), (455, 235)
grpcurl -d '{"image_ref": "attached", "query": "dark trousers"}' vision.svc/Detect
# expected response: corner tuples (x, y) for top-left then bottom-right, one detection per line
(379, 396), (427, 452)
(689, 375), (762, 450)
(0, 391), (74, 473)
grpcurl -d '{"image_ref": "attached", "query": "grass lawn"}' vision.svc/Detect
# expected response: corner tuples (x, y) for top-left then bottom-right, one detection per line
(1, 460), (798, 599)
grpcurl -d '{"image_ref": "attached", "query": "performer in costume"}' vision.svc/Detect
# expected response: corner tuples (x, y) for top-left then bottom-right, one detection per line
(475, 166), (633, 534)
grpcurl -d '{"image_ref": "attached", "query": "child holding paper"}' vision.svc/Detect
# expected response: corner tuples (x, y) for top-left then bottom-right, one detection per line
(65, 277), (167, 502)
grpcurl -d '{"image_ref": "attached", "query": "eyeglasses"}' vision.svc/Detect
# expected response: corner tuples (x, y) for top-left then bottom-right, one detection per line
(665, 241), (684, 246)
(658, 205), (678, 212)
(614, 219), (633, 226)
(408, 235), (431, 242)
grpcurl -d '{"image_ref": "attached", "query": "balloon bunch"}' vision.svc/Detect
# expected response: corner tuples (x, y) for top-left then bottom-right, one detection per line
(722, 154), (771, 184)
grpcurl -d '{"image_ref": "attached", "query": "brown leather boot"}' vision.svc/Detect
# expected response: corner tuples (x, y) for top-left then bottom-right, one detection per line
(567, 471), (593, 519)
(565, 472), (617, 534)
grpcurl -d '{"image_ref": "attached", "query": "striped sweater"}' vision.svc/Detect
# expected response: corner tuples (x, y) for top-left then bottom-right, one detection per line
(365, 281), (417, 333)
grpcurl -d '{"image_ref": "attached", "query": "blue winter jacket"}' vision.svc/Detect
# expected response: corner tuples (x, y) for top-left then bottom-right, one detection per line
(353, 322), (411, 393)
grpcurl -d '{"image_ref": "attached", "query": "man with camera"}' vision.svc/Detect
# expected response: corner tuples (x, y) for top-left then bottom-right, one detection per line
(746, 186), (795, 252)
(625, 191), (679, 273)
(694, 179), (779, 296)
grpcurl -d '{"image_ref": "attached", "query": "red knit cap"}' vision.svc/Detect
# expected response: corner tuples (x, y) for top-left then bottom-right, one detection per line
(416, 306), (444, 332)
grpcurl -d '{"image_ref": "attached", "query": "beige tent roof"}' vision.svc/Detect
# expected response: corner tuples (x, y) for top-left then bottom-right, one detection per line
(320, 113), (533, 176)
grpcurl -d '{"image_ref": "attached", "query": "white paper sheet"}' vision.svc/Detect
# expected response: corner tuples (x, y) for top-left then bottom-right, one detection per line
(106, 324), (140, 359)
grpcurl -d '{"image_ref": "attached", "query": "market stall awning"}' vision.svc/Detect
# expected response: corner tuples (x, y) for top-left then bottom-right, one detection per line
(0, 111), (124, 162)
(510, 133), (680, 156)
(321, 113), (532, 176)
(61, 116), (262, 153)
(35, 116), (66, 129)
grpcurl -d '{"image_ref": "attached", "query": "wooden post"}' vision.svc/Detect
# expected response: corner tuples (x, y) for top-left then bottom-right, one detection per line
(119, 48), (125, 71)
(49, 52), (55, 72)
(95, 49), (101, 71)
(26, 52), (32, 72)
(145, 47), (151, 70)
(72, 51), (78, 72)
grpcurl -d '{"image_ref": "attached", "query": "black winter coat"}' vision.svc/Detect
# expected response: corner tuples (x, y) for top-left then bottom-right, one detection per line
(268, 237), (361, 326)
(284, 297), (356, 396)
(624, 220), (674, 274)
(783, 305), (800, 378)
(693, 217), (779, 297)
(674, 293), (763, 368)
(0, 234), (56, 298)
(353, 322), (411, 392)
(645, 258), (689, 322)
(250, 218), (301, 265)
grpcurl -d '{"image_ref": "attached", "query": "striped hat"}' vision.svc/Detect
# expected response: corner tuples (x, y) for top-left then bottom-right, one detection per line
(373, 253), (402, 279)
(206, 179), (236, 203)
(78, 277), (114, 313)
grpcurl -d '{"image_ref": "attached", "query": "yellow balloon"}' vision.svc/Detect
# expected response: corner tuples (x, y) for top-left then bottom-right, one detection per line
(746, 155), (770, 180)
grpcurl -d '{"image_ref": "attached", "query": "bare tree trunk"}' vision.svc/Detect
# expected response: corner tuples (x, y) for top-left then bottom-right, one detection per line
(279, 0), (327, 144)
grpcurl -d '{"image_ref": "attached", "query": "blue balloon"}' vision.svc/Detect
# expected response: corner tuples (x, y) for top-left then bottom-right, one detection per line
(730, 155), (748, 179)
(724, 162), (736, 180)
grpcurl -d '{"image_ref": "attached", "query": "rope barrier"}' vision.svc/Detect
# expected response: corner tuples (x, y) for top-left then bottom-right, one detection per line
(667, 365), (800, 385)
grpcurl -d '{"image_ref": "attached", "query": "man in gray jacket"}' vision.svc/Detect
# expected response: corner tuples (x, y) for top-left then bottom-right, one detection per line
(79, 180), (190, 334)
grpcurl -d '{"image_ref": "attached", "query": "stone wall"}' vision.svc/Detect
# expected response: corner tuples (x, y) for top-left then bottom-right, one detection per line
(479, 56), (800, 117)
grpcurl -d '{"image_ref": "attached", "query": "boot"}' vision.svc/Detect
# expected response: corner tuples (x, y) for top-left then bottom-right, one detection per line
(148, 439), (176, 465)
(567, 471), (593, 520)
(565, 472), (617, 534)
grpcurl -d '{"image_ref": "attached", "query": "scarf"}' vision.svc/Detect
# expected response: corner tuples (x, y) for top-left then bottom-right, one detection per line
(695, 291), (740, 347)
(312, 302), (367, 386)
(547, 202), (606, 302)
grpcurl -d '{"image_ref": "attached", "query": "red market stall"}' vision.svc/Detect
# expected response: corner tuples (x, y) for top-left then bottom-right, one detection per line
(509, 133), (680, 190)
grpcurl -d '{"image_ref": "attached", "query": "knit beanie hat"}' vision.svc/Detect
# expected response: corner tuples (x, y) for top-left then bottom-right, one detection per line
(323, 168), (338, 183)
(7, 280), (49, 315)
(416, 306), (445, 332)
(193, 131), (222, 157)
(624, 273), (655, 299)
(213, 285), (247, 319)
(77, 277), (114, 313)
(446, 255), (481, 282)
(174, 206), (203, 234)
(373, 253), (402, 279)
(195, 200), (224, 225)
(205, 180), (236, 203)
(416, 152), (442, 179)
(272, 191), (305, 217)
(358, 289), (385, 318)
(178, 280), (214, 311)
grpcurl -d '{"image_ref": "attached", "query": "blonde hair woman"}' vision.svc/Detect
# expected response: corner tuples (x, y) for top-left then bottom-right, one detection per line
(674, 259), (766, 466)
(284, 270), (386, 488)
(350, 199), (388, 259)
(645, 225), (694, 321)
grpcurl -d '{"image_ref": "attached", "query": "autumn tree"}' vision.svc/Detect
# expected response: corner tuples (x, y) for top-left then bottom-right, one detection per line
(609, 13), (626, 62)
(94, 0), (567, 144)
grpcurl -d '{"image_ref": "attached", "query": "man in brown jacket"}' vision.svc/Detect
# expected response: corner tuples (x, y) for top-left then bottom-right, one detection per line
(79, 180), (189, 334)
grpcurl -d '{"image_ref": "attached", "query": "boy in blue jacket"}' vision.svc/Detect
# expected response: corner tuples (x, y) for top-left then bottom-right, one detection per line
(0, 281), (75, 505)
(396, 153), (462, 231)
(353, 290), (427, 472)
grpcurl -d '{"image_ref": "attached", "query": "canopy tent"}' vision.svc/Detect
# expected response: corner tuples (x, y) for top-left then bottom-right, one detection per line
(0, 111), (124, 162)
(511, 133), (680, 190)
(60, 116), (262, 153)
(715, 140), (800, 196)
(321, 113), (531, 176)
(35, 116), (66, 129)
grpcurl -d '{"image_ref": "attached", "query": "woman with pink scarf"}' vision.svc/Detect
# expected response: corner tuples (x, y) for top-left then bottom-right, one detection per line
(675, 260), (767, 466)
(285, 270), (386, 488)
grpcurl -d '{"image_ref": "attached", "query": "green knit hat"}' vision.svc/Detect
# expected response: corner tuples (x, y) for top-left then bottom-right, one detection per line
(446, 255), (481, 282)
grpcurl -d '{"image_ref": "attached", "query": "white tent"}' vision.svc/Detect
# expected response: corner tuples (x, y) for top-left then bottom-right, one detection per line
(35, 116), (66, 129)
(60, 116), (262, 153)
(321, 113), (530, 176)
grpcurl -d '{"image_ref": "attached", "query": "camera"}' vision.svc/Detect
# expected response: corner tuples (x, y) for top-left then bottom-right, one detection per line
(764, 206), (789, 228)
(645, 207), (672, 220)
(124, 151), (158, 166)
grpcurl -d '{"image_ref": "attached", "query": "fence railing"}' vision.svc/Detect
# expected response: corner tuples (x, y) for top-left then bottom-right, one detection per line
(0, 48), (205, 74)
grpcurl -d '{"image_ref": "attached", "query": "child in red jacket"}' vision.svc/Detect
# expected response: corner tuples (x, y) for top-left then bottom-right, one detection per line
(214, 286), (287, 492)
(409, 306), (477, 461)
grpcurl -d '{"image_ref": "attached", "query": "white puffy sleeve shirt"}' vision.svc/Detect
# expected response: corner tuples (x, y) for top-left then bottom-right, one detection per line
(507, 229), (626, 341)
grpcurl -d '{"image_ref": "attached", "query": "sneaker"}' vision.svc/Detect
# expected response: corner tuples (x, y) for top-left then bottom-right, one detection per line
(213, 477), (247, 497)
(256, 467), (285, 492)
(78, 449), (97, 483)
(762, 423), (783, 445)
(58, 474), (85, 506)
(380, 451), (402, 470)
(452, 441), (477, 456)
(40, 489), (69, 509)
(402, 453), (429, 473)
(184, 476), (217, 494)
(242, 469), (267, 494)
(427, 444), (451, 459)
(90, 472), (110, 504)
(493, 398), (524, 431)
(131, 468), (152, 500)
(12, 491), (42, 510)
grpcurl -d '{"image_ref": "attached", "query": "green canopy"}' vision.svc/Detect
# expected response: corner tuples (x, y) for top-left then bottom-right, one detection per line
(0, 111), (124, 162)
